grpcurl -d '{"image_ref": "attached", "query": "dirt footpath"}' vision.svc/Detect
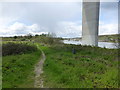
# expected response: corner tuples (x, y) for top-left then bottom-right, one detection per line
(34, 50), (46, 88)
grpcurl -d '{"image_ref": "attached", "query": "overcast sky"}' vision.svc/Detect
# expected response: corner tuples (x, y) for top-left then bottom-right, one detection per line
(0, 1), (118, 37)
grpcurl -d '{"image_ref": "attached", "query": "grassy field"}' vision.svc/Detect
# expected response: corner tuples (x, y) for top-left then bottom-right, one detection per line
(2, 42), (41, 88)
(2, 35), (119, 88)
(39, 44), (119, 88)
(0, 39), (2, 89)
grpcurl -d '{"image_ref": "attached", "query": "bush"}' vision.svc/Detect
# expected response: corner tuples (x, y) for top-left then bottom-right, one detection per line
(21, 38), (26, 41)
(2, 42), (38, 56)
(13, 36), (17, 39)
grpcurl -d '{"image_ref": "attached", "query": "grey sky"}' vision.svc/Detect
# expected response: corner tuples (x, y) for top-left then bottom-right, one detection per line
(0, 1), (118, 37)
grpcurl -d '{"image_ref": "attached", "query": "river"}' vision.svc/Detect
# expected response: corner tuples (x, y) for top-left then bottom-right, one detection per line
(63, 40), (118, 49)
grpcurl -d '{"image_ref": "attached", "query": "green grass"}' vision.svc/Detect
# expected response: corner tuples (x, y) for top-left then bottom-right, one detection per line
(39, 44), (119, 88)
(99, 34), (120, 43)
(2, 40), (119, 88)
(0, 40), (2, 89)
(2, 51), (41, 88)
(0, 56), (2, 89)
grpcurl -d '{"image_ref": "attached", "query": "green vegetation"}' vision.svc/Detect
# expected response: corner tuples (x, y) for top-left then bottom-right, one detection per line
(2, 42), (41, 88)
(2, 42), (38, 56)
(2, 33), (63, 46)
(34, 35), (62, 45)
(99, 34), (120, 43)
(0, 39), (2, 89)
(39, 44), (118, 88)
(1, 34), (119, 88)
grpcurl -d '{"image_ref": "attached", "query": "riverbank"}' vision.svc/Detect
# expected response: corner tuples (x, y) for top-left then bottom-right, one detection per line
(63, 34), (119, 43)
(63, 40), (118, 49)
(99, 34), (119, 43)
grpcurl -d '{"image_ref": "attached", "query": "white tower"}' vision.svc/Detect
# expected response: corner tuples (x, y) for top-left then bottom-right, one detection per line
(82, 0), (100, 46)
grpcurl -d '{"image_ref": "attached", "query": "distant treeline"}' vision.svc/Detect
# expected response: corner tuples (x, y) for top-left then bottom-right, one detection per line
(2, 33), (120, 43)
(2, 33), (63, 45)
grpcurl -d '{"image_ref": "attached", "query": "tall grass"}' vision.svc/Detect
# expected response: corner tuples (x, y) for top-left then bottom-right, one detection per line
(2, 51), (41, 88)
(40, 44), (118, 88)
(2, 42), (41, 88)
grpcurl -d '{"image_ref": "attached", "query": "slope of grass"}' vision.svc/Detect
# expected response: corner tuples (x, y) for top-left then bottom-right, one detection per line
(99, 34), (120, 43)
(39, 44), (118, 88)
(2, 50), (41, 88)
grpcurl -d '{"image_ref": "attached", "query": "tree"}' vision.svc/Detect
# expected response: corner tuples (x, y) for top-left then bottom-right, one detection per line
(13, 36), (17, 39)
(35, 34), (39, 37)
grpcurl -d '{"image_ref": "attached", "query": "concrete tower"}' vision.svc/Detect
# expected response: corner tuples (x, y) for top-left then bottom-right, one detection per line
(82, 0), (100, 46)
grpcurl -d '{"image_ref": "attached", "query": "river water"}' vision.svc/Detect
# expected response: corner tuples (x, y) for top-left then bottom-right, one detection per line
(63, 40), (118, 49)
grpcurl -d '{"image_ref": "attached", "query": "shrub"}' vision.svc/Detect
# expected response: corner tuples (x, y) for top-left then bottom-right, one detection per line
(13, 36), (17, 39)
(21, 38), (26, 41)
(2, 42), (38, 56)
